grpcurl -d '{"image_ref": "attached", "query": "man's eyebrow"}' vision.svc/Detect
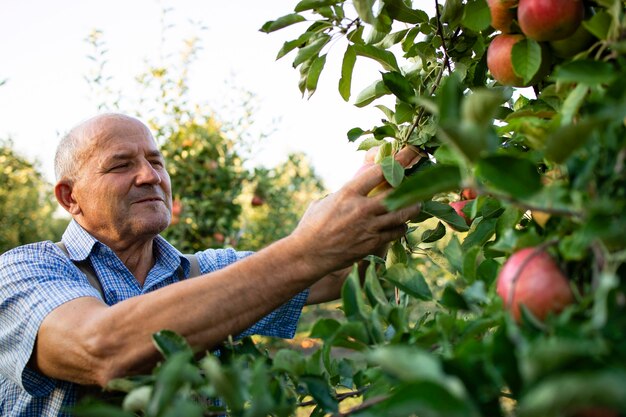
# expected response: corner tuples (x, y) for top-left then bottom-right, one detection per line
(104, 150), (164, 162)
(146, 150), (164, 159)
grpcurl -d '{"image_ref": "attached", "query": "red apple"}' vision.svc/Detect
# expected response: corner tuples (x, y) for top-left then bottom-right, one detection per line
(487, 34), (550, 87)
(496, 247), (573, 321)
(213, 232), (225, 244)
(518, 0), (584, 41)
(487, 0), (518, 33)
(251, 195), (265, 207)
(461, 188), (477, 200)
(170, 199), (182, 225)
(450, 199), (473, 226)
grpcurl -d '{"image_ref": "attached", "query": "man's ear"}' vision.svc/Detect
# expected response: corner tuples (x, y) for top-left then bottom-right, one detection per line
(54, 181), (81, 215)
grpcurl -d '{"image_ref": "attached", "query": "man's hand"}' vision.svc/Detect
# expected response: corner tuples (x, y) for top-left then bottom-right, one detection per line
(294, 146), (422, 276)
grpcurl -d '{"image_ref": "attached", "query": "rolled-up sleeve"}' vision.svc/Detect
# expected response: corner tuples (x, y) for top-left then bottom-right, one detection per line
(0, 242), (101, 396)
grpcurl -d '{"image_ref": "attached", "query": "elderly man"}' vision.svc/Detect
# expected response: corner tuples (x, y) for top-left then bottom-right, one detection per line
(0, 113), (421, 416)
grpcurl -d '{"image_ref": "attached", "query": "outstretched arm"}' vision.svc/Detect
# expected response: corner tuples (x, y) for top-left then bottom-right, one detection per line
(32, 147), (422, 387)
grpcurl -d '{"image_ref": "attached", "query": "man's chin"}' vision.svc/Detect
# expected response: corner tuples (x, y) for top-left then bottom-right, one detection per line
(133, 216), (171, 237)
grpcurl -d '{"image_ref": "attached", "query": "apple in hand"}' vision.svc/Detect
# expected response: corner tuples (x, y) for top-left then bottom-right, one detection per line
(487, 0), (518, 33)
(518, 0), (584, 41)
(496, 247), (573, 322)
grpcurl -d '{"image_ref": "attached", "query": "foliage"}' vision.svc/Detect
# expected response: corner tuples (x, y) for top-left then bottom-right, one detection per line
(237, 152), (327, 251)
(83, 22), (325, 253)
(76, 1), (626, 417)
(0, 140), (68, 254)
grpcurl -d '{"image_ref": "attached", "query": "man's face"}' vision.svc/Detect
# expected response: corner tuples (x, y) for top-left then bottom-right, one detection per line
(70, 116), (172, 245)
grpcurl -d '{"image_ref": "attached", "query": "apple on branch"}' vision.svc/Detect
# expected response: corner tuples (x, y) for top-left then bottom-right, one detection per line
(487, 33), (549, 87)
(496, 247), (574, 322)
(518, 0), (584, 41)
(487, 0), (518, 33)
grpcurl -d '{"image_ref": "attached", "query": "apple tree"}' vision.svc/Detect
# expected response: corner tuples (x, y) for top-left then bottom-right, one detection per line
(73, 1), (626, 416)
(0, 140), (68, 254)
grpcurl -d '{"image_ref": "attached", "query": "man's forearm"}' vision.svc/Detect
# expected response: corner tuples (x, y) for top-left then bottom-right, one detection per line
(35, 234), (329, 386)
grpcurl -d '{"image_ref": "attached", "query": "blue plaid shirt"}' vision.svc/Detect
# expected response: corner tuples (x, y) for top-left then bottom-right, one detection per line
(0, 220), (308, 416)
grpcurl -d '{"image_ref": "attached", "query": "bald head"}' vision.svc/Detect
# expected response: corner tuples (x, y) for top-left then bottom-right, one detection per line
(54, 113), (151, 182)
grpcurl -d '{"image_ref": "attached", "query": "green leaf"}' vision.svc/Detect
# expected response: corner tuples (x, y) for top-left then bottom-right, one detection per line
(373, 124), (396, 140)
(339, 45), (356, 101)
(152, 330), (193, 359)
(518, 370), (626, 417)
(385, 165), (462, 210)
(476, 155), (541, 198)
(364, 262), (388, 306)
(353, 0), (375, 24)
(440, 285), (470, 310)
(551, 60), (617, 85)
(438, 74), (463, 125)
(441, 0), (464, 25)
(341, 264), (366, 319)
(511, 39), (543, 85)
(544, 117), (603, 163)
(421, 221), (447, 243)
(384, 264), (432, 300)
(367, 345), (443, 382)
(277, 32), (316, 60)
(354, 80), (390, 107)
(395, 102), (414, 124)
(294, 0), (341, 12)
(310, 318), (341, 340)
(361, 381), (480, 417)
(260, 13), (306, 33)
(560, 84), (588, 125)
(293, 35), (330, 67)
(305, 54), (327, 97)
(353, 44), (400, 71)
(583, 10), (612, 40)
(300, 375), (338, 413)
(347, 127), (365, 142)
(148, 351), (195, 417)
(381, 155), (404, 187)
(462, 87), (512, 127)
(384, 0), (429, 24)
(382, 71), (415, 104)
(272, 349), (306, 376)
(462, 0), (491, 32)
(421, 200), (469, 233)
(437, 123), (491, 162)
(199, 355), (245, 413)
(461, 217), (498, 250)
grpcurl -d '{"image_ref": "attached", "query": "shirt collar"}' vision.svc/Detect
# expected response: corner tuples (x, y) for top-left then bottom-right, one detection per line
(61, 219), (190, 276)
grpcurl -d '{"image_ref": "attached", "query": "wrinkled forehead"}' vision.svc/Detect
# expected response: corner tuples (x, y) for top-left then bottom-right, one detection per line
(77, 115), (159, 161)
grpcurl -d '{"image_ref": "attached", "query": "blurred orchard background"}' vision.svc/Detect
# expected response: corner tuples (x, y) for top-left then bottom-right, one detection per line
(0, 0), (396, 253)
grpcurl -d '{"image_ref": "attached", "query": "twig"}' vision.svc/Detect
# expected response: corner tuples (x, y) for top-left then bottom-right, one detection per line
(402, 0), (451, 145)
(298, 388), (368, 408)
(434, 0), (452, 73)
(331, 394), (389, 417)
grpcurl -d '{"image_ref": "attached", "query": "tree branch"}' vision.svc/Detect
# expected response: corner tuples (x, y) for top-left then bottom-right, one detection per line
(330, 394), (389, 417)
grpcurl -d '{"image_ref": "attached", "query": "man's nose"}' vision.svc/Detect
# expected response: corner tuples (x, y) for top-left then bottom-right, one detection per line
(136, 160), (161, 185)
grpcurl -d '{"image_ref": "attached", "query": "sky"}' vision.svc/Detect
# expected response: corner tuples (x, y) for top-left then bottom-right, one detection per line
(0, 0), (397, 191)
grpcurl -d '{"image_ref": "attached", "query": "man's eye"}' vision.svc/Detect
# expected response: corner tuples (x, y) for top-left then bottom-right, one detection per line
(150, 160), (164, 167)
(110, 163), (130, 171)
